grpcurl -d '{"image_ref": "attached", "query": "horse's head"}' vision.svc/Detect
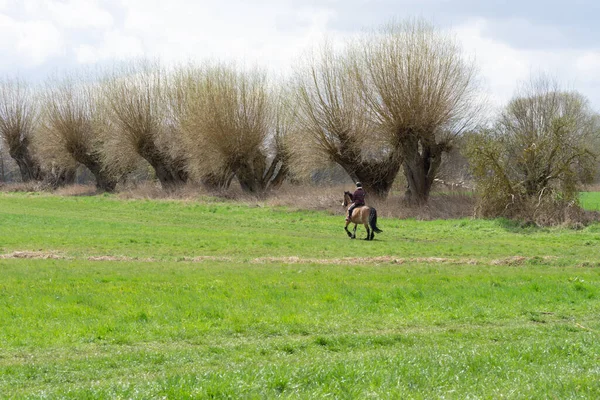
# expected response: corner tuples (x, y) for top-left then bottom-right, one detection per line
(342, 191), (353, 207)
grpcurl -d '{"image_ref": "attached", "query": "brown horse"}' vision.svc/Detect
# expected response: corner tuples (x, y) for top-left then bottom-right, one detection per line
(343, 191), (382, 240)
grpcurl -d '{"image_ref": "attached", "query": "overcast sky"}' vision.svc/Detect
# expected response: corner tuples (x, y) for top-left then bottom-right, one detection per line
(1, 0), (599, 110)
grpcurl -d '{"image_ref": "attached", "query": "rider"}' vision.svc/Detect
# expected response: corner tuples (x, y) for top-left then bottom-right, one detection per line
(346, 182), (366, 222)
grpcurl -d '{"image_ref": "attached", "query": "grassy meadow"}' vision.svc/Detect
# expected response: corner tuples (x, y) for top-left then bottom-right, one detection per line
(1, 192), (600, 398)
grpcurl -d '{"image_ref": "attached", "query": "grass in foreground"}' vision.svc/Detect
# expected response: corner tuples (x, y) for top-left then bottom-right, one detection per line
(0, 193), (600, 398)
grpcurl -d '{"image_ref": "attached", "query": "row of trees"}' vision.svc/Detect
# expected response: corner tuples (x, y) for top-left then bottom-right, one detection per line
(1, 19), (599, 220)
(0, 63), (291, 195)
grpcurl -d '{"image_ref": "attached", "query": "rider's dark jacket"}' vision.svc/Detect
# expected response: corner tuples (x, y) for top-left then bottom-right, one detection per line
(352, 188), (365, 206)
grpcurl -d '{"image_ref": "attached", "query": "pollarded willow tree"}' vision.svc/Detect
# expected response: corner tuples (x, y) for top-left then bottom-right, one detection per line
(0, 78), (45, 182)
(37, 76), (118, 192)
(293, 19), (481, 202)
(468, 76), (600, 223)
(357, 20), (481, 203)
(173, 63), (289, 194)
(293, 41), (401, 198)
(102, 62), (188, 190)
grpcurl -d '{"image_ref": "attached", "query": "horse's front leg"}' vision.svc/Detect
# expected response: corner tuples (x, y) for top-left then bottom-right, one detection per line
(344, 223), (352, 238)
(352, 224), (357, 239)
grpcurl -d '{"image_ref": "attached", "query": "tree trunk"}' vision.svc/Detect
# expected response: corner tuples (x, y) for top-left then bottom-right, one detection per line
(81, 154), (118, 193)
(401, 136), (444, 205)
(268, 162), (288, 189)
(45, 167), (76, 188)
(138, 139), (188, 190)
(235, 150), (289, 195)
(8, 138), (44, 182)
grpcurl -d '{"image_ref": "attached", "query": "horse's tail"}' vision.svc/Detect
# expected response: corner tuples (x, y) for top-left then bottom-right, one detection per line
(369, 208), (382, 234)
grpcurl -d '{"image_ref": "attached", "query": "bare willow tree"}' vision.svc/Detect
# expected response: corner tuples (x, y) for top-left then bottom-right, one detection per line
(293, 19), (480, 202)
(468, 76), (599, 223)
(293, 41), (401, 198)
(102, 62), (188, 190)
(174, 64), (289, 194)
(356, 20), (481, 203)
(0, 78), (45, 182)
(37, 76), (118, 192)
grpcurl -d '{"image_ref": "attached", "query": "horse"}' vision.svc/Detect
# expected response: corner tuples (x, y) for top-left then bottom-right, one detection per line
(342, 191), (382, 240)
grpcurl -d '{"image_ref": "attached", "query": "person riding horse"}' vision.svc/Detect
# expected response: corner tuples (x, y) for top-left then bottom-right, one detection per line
(343, 183), (382, 240)
(346, 182), (366, 222)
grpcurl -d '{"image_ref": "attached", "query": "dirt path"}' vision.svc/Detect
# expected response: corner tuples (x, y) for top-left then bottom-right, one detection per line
(0, 250), (558, 266)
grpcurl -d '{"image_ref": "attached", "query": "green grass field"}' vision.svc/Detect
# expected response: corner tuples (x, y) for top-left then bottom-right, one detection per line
(1, 192), (600, 398)
(580, 191), (600, 211)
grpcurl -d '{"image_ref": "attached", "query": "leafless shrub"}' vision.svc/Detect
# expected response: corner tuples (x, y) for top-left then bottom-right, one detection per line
(468, 75), (600, 226)
(101, 61), (188, 190)
(436, 133), (474, 187)
(0, 78), (45, 182)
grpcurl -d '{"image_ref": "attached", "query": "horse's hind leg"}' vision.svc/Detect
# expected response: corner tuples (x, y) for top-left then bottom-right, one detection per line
(364, 224), (371, 240)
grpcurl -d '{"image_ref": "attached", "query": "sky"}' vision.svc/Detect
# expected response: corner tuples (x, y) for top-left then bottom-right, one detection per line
(0, 0), (599, 111)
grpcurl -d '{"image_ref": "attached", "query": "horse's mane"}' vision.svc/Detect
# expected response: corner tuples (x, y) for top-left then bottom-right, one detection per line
(344, 191), (353, 201)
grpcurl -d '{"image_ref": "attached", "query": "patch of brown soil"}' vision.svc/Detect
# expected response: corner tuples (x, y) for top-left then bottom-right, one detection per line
(490, 256), (527, 266)
(0, 251), (66, 260)
(490, 256), (560, 266)
(251, 256), (480, 265)
(179, 256), (233, 262)
(87, 255), (135, 261)
(1, 251), (550, 267)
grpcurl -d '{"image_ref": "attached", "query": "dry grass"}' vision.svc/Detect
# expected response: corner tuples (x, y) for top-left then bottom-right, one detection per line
(116, 181), (205, 200)
(0, 181), (44, 192)
(0, 250), (64, 259)
(0, 182), (103, 196)
(0, 178), (475, 220)
(265, 184), (475, 219)
(0, 251), (523, 266)
(53, 184), (98, 197)
(106, 181), (476, 220)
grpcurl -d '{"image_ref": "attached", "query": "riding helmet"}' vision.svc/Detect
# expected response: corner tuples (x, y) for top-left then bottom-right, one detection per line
(356, 182), (362, 187)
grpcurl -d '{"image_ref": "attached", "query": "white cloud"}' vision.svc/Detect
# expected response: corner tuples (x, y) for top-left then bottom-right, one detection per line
(0, 13), (64, 67)
(75, 30), (143, 64)
(0, 1), (598, 110)
(454, 18), (600, 110)
(455, 18), (529, 108)
(46, 0), (114, 30)
(117, 0), (337, 72)
(576, 51), (600, 76)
